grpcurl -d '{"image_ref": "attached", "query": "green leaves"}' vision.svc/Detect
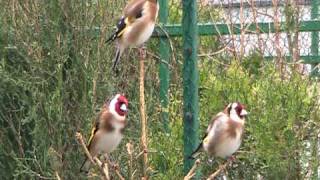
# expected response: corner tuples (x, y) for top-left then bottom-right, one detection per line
(198, 56), (319, 179)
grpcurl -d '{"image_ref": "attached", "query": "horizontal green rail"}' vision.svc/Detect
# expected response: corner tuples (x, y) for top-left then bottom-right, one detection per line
(197, 56), (320, 64)
(154, 20), (320, 37)
(264, 56), (320, 64)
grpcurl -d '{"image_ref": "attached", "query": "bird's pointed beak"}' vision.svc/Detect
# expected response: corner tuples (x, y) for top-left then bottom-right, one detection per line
(120, 104), (128, 112)
(240, 109), (248, 116)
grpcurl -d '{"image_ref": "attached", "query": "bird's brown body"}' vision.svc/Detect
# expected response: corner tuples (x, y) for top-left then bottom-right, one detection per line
(121, 0), (159, 45)
(80, 94), (128, 173)
(106, 0), (159, 71)
(203, 112), (244, 158)
(87, 105), (126, 156)
(191, 102), (247, 159)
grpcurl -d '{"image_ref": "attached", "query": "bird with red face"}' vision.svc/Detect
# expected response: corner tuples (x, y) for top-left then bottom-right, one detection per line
(80, 94), (129, 173)
(190, 102), (248, 159)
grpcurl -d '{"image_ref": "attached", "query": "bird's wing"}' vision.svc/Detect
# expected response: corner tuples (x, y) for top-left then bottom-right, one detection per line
(106, 0), (145, 43)
(189, 112), (225, 158)
(206, 112), (225, 134)
(87, 112), (103, 150)
(87, 105), (112, 150)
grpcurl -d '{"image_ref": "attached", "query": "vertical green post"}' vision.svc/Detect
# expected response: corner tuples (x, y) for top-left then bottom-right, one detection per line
(182, 0), (199, 175)
(311, 0), (319, 76)
(159, 0), (170, 132)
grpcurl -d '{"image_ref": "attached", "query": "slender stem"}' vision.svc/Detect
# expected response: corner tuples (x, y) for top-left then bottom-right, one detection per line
(184, 159), (201, 180)
(139, 49), (148, 178)
(207, 160), (231, 180)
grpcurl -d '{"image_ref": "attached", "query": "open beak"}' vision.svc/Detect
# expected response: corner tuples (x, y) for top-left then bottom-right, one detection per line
(120, 104), (128, 112)
(240, 109), (248, 116)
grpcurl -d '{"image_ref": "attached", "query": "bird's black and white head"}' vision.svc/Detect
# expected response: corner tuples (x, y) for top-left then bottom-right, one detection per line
(225, 102), (248, 121)
(109, 94), (128, 121)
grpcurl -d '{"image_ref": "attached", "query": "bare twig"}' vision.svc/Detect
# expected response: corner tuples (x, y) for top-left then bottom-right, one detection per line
(135, 149), (157, 159)
(94, 157), (110, 180)
(247, 0), (264, 54)
(156, 23), (176, 66)
(184, 159), (201, 180)
(55, 171), (61, 180)
(272, 0), (284, 77)
(75, 132), (110, 180)
(111, 164), (125, 180)
(126, 142), (134, 180)
(6, 114), (25, 158)
(198, 39), (232, 57)
(239, 0), (245, 58)
(206, 160), (231, 180)
(139, 48), (148, 179)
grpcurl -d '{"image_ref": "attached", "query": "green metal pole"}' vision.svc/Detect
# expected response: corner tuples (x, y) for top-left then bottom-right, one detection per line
(311, 0), (319, 77)
(159, 0), (170, 132)
(182, 0), (199, 175)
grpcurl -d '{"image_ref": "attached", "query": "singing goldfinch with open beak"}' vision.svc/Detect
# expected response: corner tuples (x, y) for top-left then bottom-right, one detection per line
(80, 94), (129, 173)
(106, 0), (159, 71)
(190, 102), (248, 159)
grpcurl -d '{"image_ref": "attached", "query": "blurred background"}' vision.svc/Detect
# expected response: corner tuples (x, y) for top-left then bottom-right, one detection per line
(0, 0), (320, 179)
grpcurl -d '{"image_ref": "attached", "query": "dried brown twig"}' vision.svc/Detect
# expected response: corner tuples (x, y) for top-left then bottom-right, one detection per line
(55, 171), (61, 180)
(206, 160), (231, 180)
(184, 159), (201, 180)
(139, 48), (148, 179)
(126, 142), (134, 180)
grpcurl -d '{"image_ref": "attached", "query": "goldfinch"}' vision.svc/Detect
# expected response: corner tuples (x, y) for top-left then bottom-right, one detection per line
(190, 102), (248, 159)
(106, 0), (159, 71)
(80, 94), (129, 173)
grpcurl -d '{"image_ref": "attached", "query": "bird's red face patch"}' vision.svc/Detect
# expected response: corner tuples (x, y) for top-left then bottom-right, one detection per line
(115, 95), (129, 116)
(235, 102), (246, 118)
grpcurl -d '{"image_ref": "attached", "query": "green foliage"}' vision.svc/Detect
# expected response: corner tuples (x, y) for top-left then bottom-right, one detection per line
(197, 56), (320, 179)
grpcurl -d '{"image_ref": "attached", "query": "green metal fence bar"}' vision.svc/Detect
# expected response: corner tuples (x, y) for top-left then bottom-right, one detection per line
(159, 0), (170, 132)
(311, 0), (319, 76)
(182, 0), (200, 175)
(154, 20), (320, 37)
(264, 56), (320, 64)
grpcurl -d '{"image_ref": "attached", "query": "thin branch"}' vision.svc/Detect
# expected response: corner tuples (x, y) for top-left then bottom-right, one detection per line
(135, 149), (157, 159)
(126, 142), (134, 180)
(184, 159), (201, 180)
(112, 164), (125, 180)
(139, 48), (148, 179)
(55, 171), (61, 180)
(198, 39), (232, 57)
(156, 23), (176, 66)
(6, 114), (25, 158)
(206, 160), (231, 180)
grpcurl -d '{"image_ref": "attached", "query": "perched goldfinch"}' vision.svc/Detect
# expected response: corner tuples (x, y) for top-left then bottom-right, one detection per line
(80, 94), (129, 173)
(106, 0), (159, 71)
(190, 102), (248, 159)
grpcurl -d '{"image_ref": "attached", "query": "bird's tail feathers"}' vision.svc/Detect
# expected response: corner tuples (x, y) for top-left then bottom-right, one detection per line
(106, 33), (117, 44)
(80, 158), (91, 174)
(112, 47), (123, 72)
(188, 142), (203, 159)
(106, 17), (127, 44)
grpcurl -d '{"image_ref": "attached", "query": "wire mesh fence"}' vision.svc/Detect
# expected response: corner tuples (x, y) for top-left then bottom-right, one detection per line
(167, 0), (319, 75)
